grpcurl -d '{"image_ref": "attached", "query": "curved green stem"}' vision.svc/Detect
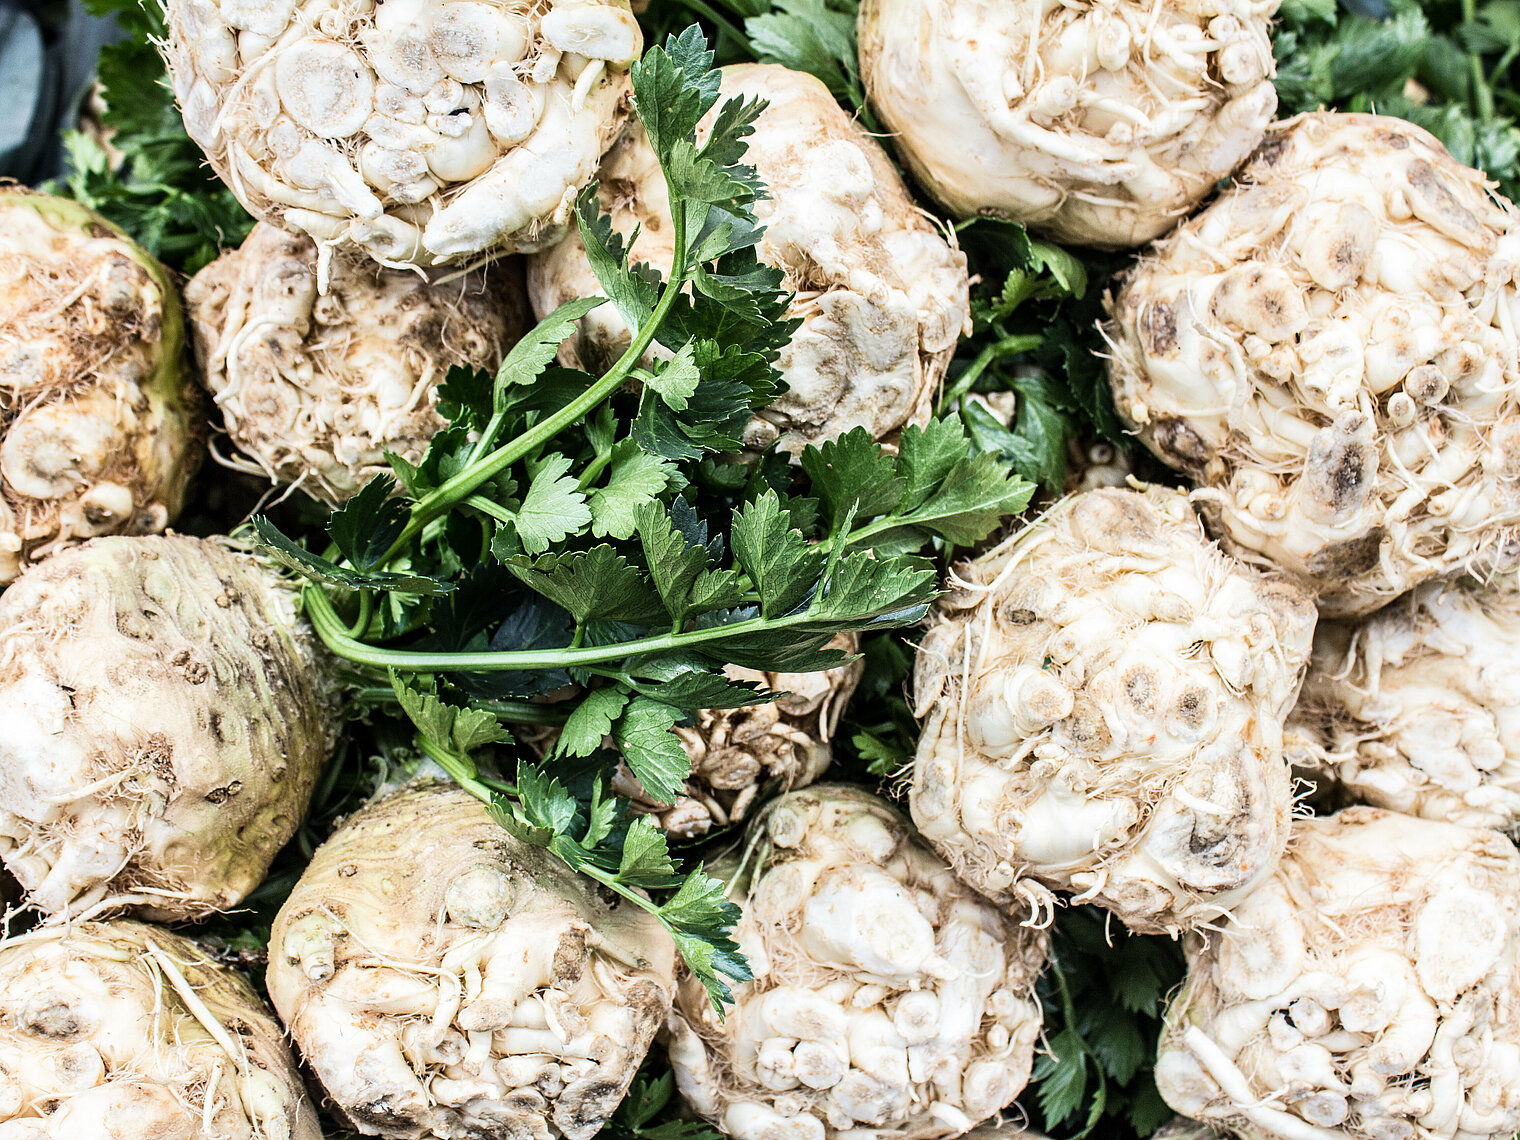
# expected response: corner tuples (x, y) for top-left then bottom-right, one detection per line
(377, 202), (691, 567)
(305, 581), (826, 672)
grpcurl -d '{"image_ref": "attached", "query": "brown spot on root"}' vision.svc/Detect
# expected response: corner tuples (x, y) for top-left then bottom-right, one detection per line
(1142, 301), (1178, 355)
(1306, 528), (1386, 577)
(1154, 418), (1211, 466)
(205, 780), (243, 804)
(170, 648), (209, 684)
(1379, 130), (1410, 150)
(1248, 132), (1290, 170)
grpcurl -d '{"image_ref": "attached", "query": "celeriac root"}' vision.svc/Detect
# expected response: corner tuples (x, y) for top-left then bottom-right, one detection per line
(911, 485), (1316, 934)
(0, 190), (203, 582)
(668, 785), (1048, 1140)
(0, 535), (337, 919)
(267, 782), (676, 1140)
(527, 64), (971, 455)
(0, 920), (318, 1139)
(1156, 807), (1520, 1140)
(1106, 113), (1520, 615)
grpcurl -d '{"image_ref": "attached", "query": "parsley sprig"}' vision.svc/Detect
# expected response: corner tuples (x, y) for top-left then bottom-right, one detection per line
(255, 27), (1033, 1009)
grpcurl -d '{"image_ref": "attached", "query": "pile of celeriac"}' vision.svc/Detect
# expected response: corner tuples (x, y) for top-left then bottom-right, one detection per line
(4, 0), (1520, 1139)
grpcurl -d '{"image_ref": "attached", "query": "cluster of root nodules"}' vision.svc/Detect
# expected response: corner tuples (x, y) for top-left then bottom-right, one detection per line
(0, 921), (317, 1140)
(165, 0), (640, 267)
(1291, 576), (1520, 832)
(0, 204), (193, 582)
(911, 486), (1317, 935)
(267, 784), (676, 1140)
(1107, 113), (1520, 616)
(1156, 807), (1520, 1140)
(187, 222), (530, 504)
(668, 786), (1048, 1140)
(613, 650), (864, 838)
(858, 0), (1279, 247)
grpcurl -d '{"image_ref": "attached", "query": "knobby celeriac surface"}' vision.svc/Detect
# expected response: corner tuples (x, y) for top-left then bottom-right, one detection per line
(0, 534), (338, 920)
(1107, 112), (1520, 616)
(0, 190), (204, 582)
(856, 0), (1280, 248)
(1157, 807), (1520, 1140)
(1292, 574), (1520, 832)
(667, 785), (1049, 1140)
(528, 63), (971, 454)
(268, 781), (677, 1140)
(0, 920), (319, 1140)
(187, 222), (533, 505)
(911, 485), (1317, 935)
(163, 0), (642, 267)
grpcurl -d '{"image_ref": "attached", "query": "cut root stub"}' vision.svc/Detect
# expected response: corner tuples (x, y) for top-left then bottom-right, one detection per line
(1156, 807), (1520, 1140)
(163, 0), (641, 269)
(910, 484), (1317, 935)
(1106, 112), (1520, 615)
(0, 920), (320, 1139)
(267, 781), (677, 1140)
(186, 222), (532, 505)
(667, 784), (1049, 1140)
(0, 535), (338, 920)
(0, 190), (204, 583)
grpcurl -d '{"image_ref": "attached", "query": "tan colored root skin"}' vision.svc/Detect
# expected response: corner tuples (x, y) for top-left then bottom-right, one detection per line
(1291, 575), (1520, 832)
(0, 920), (319, 1140)
(911, 485), (1316, 935)
(163, 0), (639, 268)
(527, 64), (971, 455)
(1156, 808), (1520, 1140)
(668, 785), (1048, 1140)
(187, 223), (532, 504)
(0, 535), (337, 920)
(1106, 113), (1520, 616)
(267, 782), (676, 1140)
(0, 190), (204, 583)
(857, 0), (1279, 248)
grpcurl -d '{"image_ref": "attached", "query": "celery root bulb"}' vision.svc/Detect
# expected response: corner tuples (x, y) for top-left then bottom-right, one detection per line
(1156, 808), (1520, 1140)
(528, 64), (971, 454)
(0, 536), (337, 919)
(0, 191), (203, 583)
(1106, 113), (1520, 615)
(163, 0), (640, 268)
(606, 642), (864, 837)
(856, 0), (1278, 247)
(267, 782), (676, 1140)
(667, 785), (1048, 1140)
(0, 921), (319, 1140)
(910, 486), (1317, 934)
(1292, 576), (1520, 831)
(186, 223), (531, 504)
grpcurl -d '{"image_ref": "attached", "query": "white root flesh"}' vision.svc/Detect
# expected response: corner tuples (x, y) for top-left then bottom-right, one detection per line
(0, 920), (319, 1139)
(910, 485), (1317, 934)
(1106, 112), (1520, 615)
(857, 0), (1280, 248)
(267, 782), (676, 1140)
(163, 0), (640, 268)
(1155, 807), (1520, 1140)
(527, 64), (971, 456)
(0, 535), (338, 920)
(0, 190), (203, 583)
(186, 223), (531, 504)
(667, 785), (1048, 1140)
